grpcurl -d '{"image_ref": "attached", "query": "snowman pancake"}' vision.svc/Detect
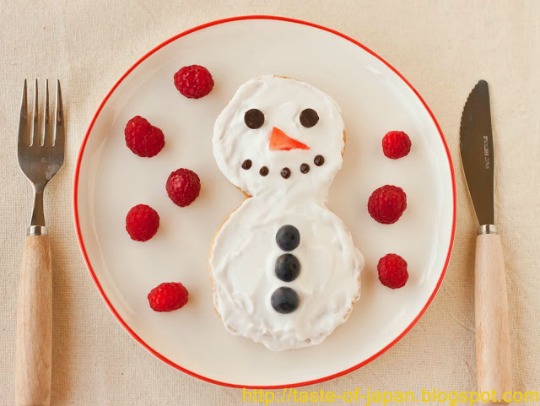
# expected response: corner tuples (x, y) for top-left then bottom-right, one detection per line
(210, 76), (363, 351)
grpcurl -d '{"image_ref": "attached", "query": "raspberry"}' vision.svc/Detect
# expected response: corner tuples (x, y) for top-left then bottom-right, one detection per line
(174, 65), (214, 99)
(125, 204), (160, 241)
(382, 131), (411, 159)
(166, 168), (201, 207)
(124, 116), (165, 157)
(147, 282), (189, 312)
(368, 185), (407, 224)
(377, 253), (409, 289)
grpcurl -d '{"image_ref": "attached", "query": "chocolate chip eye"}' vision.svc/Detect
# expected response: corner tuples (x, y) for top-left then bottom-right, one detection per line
(299, 108), (319, 128)
(244, 109), (265, 129)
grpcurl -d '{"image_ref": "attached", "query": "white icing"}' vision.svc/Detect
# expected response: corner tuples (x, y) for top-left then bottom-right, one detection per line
(210, 76), (363, 351)
(213, 76), (345, 198)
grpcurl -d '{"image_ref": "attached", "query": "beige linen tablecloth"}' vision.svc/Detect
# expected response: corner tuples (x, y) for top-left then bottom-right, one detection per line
(1, 1), (539, 405)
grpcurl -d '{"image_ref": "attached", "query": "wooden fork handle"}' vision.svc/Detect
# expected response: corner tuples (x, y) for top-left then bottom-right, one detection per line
(15, 234), (52, 406)
(475, 233), (512, 402)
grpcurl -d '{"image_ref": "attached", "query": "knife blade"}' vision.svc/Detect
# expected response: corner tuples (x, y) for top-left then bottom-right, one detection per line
(460, 80), (495, 227)
(460, 80), (512, 402)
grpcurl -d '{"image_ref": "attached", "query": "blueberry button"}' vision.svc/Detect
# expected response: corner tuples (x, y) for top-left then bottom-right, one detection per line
(271, 287), (300, 314)
(275, 254), (301, 282)
(276, 225), (300, 251)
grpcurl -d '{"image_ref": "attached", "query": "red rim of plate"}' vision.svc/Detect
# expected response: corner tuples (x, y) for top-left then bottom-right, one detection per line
(73, 15), (456, 389)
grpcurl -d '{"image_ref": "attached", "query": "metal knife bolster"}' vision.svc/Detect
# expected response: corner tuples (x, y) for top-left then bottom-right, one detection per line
(27, 225), (48, 236)
(478, 224), (497, 235)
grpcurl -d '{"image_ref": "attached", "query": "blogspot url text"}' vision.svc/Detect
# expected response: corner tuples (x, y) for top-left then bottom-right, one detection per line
(242, 387), (539, 405)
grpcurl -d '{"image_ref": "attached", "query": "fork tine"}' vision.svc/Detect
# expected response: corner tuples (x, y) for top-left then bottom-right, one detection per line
(54, 80), (64, 150)
(18, 80), (28, 148)
(42, 79), (50, 146)
(31, 79), (38, 146)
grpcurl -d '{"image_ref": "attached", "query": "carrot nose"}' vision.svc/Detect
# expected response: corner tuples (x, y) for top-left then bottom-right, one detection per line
(269, 127), (310, 151)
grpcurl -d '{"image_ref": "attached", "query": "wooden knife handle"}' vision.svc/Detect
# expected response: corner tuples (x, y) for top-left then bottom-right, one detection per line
(475, 232), (512, 402)
(15, 235), (52, 406)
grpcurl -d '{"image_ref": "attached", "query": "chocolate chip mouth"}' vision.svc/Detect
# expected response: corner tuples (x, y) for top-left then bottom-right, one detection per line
(280, 168), (291, 179)
(240, 154), (325, 179)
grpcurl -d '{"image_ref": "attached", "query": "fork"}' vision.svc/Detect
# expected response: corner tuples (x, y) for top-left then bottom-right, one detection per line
(16, 80), (64, 406)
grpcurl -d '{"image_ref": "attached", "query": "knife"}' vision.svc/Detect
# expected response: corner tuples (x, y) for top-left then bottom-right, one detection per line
(460, 80), (512, 401)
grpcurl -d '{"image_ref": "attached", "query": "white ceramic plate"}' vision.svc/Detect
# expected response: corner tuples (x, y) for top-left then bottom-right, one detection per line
(74, 16), (455, 388)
